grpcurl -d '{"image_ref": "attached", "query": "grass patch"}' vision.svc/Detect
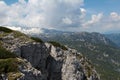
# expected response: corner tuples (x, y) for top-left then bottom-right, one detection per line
(8, 72), (22, 80)
(85, 65), (92, 77)
(0, 27), (13, 33)
(13, 31), (27, 38)
(48, 41), (68, 50)
(0, 58), (18, 74)
(0, 44), (16, 59)
(76, 54), (83, 60)
(31, 37), (43, 43)
(0, 41), (2, 45)
(0, 33), (9, 38)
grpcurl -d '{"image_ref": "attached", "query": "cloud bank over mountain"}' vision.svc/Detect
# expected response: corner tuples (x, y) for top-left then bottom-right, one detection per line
(0, 0), (120, 33)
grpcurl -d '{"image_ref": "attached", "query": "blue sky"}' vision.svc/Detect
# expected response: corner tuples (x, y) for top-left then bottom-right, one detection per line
(3, 0), (18, 5)
(84, 0), (120, 15)
(4, 0), (28, 5)
(0, 0), (120, 34)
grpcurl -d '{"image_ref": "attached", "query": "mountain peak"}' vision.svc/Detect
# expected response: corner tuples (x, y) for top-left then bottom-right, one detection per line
(0, 27), (100, 80)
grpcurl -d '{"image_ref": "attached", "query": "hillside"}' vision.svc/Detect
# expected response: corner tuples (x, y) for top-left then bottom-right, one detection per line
(0, 27), (100, 80)
(39, 29), (120, 80)
(105, 33), (120, 47)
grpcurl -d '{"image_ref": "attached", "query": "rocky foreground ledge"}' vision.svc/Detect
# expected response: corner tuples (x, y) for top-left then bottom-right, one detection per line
(0, 27), (100, 80)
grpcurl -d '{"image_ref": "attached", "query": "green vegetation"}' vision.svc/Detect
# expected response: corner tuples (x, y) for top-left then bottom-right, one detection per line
(40, 32), (120, 80)
(105, 33), (120, 47)
(0, 33), (9, 38)
(0, 27), (20, 76)
(0, 27), (33, 43)
(0, 45), (16, 59)
(48, 41), (68, 50)
(0, 42), (18, 75)
(95, 60), (120, 80)
(85, 65), (92, 77)
(31, 37), (43, 43)
(0, 27), (13, 33)
(76, 54), (83, 60)
(0, 26), (30, 39)
(13, 31), (27, 38)
(0, 58), (18, 74)
(8, 72), (22, 80)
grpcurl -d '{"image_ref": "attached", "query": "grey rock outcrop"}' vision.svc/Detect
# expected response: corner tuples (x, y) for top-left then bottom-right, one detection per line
(0, 58), (43, 80)
(0, 30), (100, 80)
(18, 58), (43, 80)
(62, 53), (86, 80)
(21, 43), (99, 80)
(20, 43), (49, 80)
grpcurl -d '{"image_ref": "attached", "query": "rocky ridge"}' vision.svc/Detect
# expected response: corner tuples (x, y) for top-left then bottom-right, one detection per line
(0, 27), (100, 80)
(38, 29), (120, 80)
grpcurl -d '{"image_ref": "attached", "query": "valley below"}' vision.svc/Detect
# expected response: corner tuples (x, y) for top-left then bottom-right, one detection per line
(37, 29), (120, 80)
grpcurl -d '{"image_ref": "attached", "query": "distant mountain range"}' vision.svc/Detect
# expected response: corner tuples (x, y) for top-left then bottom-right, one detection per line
(37, 28), (120, 80)
(105, 33), (120, 47)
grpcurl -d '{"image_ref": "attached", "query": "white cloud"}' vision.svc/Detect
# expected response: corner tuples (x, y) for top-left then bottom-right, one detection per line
(6, 26), (43, 34)
(0, 0), (120, 33)
(39, 0), (84, 28)
(0, 0), (84, 31)
(110, 12), (120, 21)
(80, 8), (86, 18)
(0, 1), (10, 25)
(79, 12), (120, 33)
(82, 13), (103, 27)
(6, 26), (22, 31)
(62, 17), (72, 25)
(22, 27), (43, 34)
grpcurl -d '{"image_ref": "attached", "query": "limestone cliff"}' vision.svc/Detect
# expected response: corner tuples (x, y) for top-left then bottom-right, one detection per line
(0, 27), (100, 80)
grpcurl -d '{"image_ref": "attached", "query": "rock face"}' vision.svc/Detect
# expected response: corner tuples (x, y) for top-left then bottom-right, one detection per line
(18, 43), (99, 80)
(18, 58), (43, 80)
(39, 29), (120, 80)
(62, 54), (86, 80)
(0, 29), (100, 80)
(20, 43), (49, 80)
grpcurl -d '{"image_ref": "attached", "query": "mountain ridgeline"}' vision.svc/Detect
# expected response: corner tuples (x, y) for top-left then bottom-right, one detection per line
(38, 29), (120, 80)
(0, 27), (100, 80)
(105, 33), (120, 47)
